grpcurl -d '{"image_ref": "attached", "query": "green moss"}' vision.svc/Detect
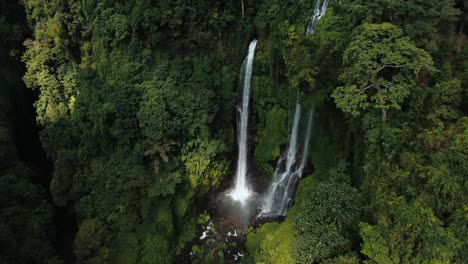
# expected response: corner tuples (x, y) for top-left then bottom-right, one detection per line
(255, 106), (288, 175)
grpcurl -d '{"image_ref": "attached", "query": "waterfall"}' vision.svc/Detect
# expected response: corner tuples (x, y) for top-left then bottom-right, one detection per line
(276, 109), (314, 214)
(300, 110), (314, 170)
(228, 39), (258, 203)
(262, 102), (316, 215)
(261, 0), (329, 215)
(262, 102), (302, 214)
(306, 0), (330, 35)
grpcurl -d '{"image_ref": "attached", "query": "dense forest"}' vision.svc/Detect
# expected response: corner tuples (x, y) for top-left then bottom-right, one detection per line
(0, 0), (467, 263)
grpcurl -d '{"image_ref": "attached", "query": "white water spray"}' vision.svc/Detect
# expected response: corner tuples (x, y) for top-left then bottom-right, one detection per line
(228, 39), (258, 203)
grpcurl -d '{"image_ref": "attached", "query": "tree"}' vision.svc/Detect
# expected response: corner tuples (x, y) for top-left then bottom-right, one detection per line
(181, 138), (228, 195)
(428, 80), (463, 121)
(360, 196), (461, 263)
(293, 181), (361, 263)
(74, 218), (109, 263)
(332, 23), (435, 121)
(366, 0), (460, 41)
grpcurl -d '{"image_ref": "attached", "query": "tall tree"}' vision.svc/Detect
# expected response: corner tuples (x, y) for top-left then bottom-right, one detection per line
(332, 23), (435, 121)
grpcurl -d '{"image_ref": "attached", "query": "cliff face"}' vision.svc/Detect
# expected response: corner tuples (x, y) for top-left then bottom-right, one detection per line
(0, 1), (59, 262)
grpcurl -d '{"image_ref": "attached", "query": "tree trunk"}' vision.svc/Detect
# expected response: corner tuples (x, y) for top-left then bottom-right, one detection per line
(382, 109), (387, 122)
(241, 0), (245, 17)
(376, 88), (387, 122)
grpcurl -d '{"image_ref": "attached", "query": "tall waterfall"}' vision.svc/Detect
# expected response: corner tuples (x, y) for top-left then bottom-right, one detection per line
(261, 0), (329, 215)
(228, 39), (258, 203)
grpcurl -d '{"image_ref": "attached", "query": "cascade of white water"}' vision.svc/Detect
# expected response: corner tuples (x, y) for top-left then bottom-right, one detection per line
(261, 102), (302, 214)
(275, 109), (314, 214)
(300, 109), (314, 170)
(306, 0), (330, 35)
(285, 102), (302, 174)
(261, 0), (329, 215)
(228, 39), (258, 203)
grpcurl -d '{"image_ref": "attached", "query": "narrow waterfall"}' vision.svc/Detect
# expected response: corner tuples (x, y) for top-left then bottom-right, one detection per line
(261, 0), (329, 215)
(228, 39), (258, 203)
(306, 0), (330, 35)
(300, 110), (314, 170)
(276, 109), (314, 214)
(262, 102), (302, 214)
